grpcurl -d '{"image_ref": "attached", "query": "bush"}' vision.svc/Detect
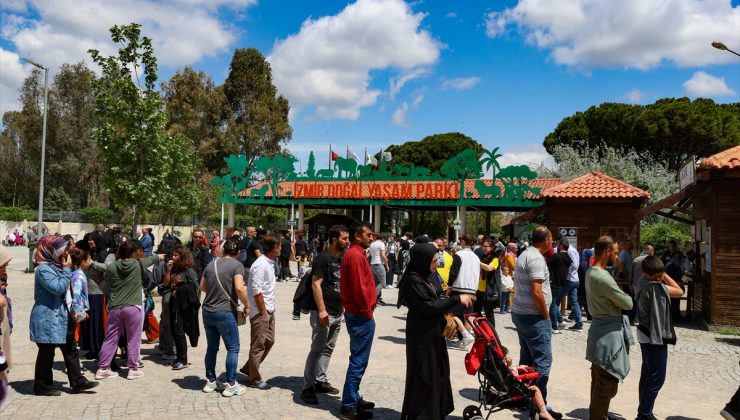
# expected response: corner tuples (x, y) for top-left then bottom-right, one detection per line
(0, 207), (34, 222)
(80, 206), (113, 225)
(640, 221), (692, 255)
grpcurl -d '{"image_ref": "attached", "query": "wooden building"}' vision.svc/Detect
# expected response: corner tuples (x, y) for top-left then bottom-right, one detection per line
(510, 172), (650, 251)
(643, 145), (740, 325)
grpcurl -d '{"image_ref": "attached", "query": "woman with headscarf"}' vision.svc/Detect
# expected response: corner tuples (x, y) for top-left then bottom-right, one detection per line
(397, 242), (475, 419)
(30, 236), (98, 396)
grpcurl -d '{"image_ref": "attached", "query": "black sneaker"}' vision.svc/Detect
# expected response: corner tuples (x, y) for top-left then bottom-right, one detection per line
(357, 397), (375, 410)
(338, 407), (373, 420)
(300, 387), (318, 405)
(314, 381), (340, 395)
(71, 380), (99, 393)
(34, 387), (61, 397)
(721, 404), (739, 420)
(292, 314), (300, 320)
(110, 361), (121, 372)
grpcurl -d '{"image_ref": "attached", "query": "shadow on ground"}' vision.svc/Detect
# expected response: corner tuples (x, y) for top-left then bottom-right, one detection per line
(172, 375), (203, 390)
(377, 335), (405, 345)
(715, 336), (740, 346)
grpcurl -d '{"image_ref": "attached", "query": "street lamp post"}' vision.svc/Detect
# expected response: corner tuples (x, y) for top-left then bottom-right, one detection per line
(712, 41), (740, 57)
(23, 57), (48, 238)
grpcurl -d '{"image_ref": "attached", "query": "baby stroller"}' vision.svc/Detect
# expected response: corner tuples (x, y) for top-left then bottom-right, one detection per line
(462, 315), (540, 420)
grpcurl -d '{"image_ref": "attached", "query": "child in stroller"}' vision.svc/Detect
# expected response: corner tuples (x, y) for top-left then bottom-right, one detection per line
(463, 316), (555, 420)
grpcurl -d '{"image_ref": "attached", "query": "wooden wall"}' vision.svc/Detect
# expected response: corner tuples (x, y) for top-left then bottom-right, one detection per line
(709, 178), (740, 326)
(692, 183), (713, 321)
(545, 199), (643, 252)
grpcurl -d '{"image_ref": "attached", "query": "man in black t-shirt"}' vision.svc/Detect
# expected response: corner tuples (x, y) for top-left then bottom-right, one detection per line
(279, 232), (293, 281)
(240, 227), (263, 269)
(300, 225), (349, 405)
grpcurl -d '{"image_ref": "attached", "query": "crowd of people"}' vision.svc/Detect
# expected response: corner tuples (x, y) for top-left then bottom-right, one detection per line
(0, 221), (737, 419)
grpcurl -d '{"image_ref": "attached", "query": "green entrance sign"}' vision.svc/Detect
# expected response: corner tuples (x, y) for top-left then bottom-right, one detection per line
(211, 148), (545, 209)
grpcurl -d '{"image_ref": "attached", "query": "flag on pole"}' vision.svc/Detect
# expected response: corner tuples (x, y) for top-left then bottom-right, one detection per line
(365, 150), (378, 166)
(382, 150), (392, 162)
(347, 148), (360, 161)
(331, 151), (340, 161)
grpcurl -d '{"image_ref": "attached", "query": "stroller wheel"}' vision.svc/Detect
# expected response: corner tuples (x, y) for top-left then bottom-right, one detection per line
(463, 405), (484, 420)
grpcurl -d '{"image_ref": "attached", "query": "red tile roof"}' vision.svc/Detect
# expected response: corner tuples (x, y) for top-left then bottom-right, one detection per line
(541, 172), (650, 200)
(697, 145), (740, 171)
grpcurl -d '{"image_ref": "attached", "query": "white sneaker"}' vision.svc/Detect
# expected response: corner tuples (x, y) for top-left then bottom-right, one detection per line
(558, 321), (567, 329)
(222, 383), (247, 397)
(552, 329), (563, 334)
(203, 380), (222, 393)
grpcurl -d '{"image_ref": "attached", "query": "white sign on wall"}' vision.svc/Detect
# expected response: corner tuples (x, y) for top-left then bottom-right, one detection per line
(559, 227), (578, 249)
(679, 155), (696, 190)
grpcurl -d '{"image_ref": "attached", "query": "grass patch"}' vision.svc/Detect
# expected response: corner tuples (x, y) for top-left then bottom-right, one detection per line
(716, 326), (740, 336)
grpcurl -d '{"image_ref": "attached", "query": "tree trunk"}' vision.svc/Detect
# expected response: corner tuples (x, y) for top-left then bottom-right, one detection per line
(131, 204), (138, 238)
(228, 203), (235, 227)
(486, 211), (491, 236)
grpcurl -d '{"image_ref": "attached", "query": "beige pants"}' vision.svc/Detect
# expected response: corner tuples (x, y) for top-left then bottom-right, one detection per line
(245, 313), (275, 383)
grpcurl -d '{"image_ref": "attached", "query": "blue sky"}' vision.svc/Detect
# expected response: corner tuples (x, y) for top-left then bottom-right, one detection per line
(1, 0), (739, 170)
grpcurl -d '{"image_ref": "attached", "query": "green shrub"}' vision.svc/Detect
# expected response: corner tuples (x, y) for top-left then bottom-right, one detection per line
(80, 206), (113, 225)
(0, 207), (33, 222)
(640, 221), (692, 255)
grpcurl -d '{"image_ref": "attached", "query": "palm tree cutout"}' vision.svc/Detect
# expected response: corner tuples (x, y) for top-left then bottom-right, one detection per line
(481, 147), (502, 179)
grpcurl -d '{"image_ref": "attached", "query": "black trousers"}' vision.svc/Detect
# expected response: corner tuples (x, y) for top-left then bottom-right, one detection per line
(279, 256), (291, 280)
(170, 307), (189, 364)
(34, 331), (86, 392)
(474, 291), (496, 327)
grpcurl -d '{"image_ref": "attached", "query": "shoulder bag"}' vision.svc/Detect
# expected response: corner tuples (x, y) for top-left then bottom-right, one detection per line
(213, 258), (247, 326)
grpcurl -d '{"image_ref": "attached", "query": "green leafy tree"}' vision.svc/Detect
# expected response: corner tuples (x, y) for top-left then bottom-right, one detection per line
(539, 141), (678, 204)
(45, 187), (74, 211)
(221, 48), (292, 223)
(88, 23), (199, 235)
(161, 67), (227, 173)
(1, 63), (102, 209)
(384, 132), (483, 174)
(640, 221), (691, 256)
(544, 98), (740, 170)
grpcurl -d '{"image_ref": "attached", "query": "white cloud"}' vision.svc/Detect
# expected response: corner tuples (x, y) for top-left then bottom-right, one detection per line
(484, 0), (740, 69)
(0, 0), (256, 116)
(491, 143), (554, 174)
(268, 0), (442, 120)
(445, 12), (457, 18)
(392, 92), (424, 127)
(623, 88), (647, 104)
(0, 48), (28, 117)
(683, 71), (736, 97)
(441, 76), (480, 90)
(389, 67), (430, 100)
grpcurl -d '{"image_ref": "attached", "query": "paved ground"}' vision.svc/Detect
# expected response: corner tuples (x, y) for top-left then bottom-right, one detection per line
(1, 246), (738, 419)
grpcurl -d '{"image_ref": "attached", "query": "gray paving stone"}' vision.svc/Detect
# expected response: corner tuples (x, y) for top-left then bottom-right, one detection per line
(1, 267), (737, 419)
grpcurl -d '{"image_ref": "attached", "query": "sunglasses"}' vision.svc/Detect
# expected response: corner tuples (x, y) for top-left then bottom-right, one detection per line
(193, 235), (203, 239)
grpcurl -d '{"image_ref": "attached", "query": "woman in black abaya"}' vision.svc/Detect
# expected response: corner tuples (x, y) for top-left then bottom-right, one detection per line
(398, 243), (475, 419)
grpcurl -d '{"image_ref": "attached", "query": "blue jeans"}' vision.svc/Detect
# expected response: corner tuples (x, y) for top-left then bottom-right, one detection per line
(202, 309), (240, 385)
(549, 287), (564, 329)
(499, 291), (511, 312)
(563, 281), (583, 328)
(511, 312), (552, 401)
(341, 312), (375, 410)
(638, 343), (668, 417)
